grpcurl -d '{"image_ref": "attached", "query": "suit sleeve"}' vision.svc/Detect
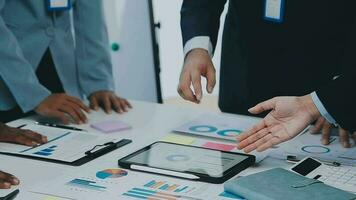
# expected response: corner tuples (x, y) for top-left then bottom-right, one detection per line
(316, 17), (356, 132)
(316, 70), (356, 132)
(180, 0), (227, 52)
(73, 0), (115, 97)
(0, 0), (50, 112)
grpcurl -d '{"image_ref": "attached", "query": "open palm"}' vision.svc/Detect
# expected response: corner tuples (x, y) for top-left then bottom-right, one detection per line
(237, 96), (320, 153)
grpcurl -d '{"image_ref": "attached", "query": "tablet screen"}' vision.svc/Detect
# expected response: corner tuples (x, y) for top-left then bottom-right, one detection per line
(124, 142), (249, 177)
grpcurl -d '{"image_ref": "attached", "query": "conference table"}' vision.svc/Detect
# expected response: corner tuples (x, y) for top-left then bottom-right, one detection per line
(1, 100), (290, 200)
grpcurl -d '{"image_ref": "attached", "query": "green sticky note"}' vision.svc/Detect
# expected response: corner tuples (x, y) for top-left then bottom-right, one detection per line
(160, 134), (195, 145)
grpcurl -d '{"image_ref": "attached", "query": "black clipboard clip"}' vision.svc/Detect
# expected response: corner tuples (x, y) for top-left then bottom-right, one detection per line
(85, 139), (132, 157)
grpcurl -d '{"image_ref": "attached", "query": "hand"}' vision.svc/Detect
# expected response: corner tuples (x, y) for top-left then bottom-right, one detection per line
(0, 171), (19, 189)
(89, 91), (132, 114)
(177, 49), (216, 103)
(0, 123), (47, 146)
(35, 93), (90, 124)
(310, 117), (356, 148)
(237, 95), (320, 153)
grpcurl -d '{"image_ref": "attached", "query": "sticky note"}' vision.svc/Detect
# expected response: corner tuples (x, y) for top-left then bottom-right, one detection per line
(43, 196), (61, 200)
(91, 120), (131, 133)
(160, 134), (195, 145)
(202, 142), (236, 151)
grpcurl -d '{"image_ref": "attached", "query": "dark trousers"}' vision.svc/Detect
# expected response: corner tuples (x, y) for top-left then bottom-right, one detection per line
(0, 49), (64, 123)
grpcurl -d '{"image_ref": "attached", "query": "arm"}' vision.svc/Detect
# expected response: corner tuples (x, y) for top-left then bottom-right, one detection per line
(181, 0), (227, 53)
(178, 0), (227, 103)
(236, 70), (356, 153)
(316, 71), (356, 132)
(0, 0), (50, 112)
(73, 0), (114, 96)
(73, 1), (131, 114)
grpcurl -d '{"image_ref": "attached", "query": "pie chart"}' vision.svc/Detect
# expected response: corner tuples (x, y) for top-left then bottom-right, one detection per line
(96, 169), (128, 179)
(217, 129), (242, 137)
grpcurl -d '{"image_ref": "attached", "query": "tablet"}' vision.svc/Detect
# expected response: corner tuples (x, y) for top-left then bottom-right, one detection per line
(118, 142), (255, 183)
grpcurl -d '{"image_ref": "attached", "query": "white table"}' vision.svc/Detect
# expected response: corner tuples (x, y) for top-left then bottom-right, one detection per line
(1, 100), (290, 200)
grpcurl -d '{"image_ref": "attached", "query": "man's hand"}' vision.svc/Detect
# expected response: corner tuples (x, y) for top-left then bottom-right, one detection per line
(310, 117), (356, 148)
(177, 49), (216, 103)
(0, 171), (19, 189)
(89, 91), (132, 114)
(35, 93), (90, 124)
(0, 123), (47, 146)
(237, 95), (320, 153)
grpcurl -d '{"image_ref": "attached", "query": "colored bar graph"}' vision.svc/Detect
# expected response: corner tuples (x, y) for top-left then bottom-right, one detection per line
(174, 186), (188, 193)
(144, 180), (190, 193)
(159, 184), (169, 190)
(123, 188), (178, 200)
(167, 184), (179, 191)
(66, 178), (106, 191)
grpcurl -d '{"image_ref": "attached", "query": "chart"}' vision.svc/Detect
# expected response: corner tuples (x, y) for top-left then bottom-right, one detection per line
(33, 145), (58, 156)
(144, 180), (192, 193)
(66, 178), (107, 192)
(166, 154), (190, 162)
(123, 179), (215, 200)
(123, 187), (193, 200)
(96, 169), (128, 179)
(174, 114), (260, 141)
(270, 133), (356, 166)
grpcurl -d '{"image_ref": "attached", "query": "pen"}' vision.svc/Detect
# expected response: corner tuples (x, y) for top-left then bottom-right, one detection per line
(286, 155), (341, 167)
(16, 124), (26, 129)
(2, 189), (19, 200)
(35, 122), (86, 132)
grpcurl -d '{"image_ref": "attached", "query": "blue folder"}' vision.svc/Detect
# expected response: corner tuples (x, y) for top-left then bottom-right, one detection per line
(224, 168), (356, 200)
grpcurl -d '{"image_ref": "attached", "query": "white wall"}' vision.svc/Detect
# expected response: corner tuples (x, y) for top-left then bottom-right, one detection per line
(152, 0), (228, 99)
(103, 0), (160, 102)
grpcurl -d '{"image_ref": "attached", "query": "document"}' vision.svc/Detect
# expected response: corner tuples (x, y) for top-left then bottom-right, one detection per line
(174, 114), (260, 141)
(28, 166), (237, 200)
(0, 124), (120, 162)
(270, 132), (356, 166)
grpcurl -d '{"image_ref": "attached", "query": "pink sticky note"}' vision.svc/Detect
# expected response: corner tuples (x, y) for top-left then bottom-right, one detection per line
(202, 142), (236, 151)
(91, 120), (131, 133)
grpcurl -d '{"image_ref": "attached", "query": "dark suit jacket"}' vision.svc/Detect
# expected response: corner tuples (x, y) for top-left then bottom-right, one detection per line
(181, 0), (356, 119)
(317, 18), (356, 131)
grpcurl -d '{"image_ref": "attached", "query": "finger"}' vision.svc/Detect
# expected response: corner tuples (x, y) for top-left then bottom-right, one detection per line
(339, 128), (351, 148)
(21, 130), (47, 144)
(248, 98), (277, 114)
(102, 96), (112, 114)
(111, 96), (123, 113)
(178, 72), (198, 103)
(0, 181), (11, 189)
(321, 122), (332, 145)
(118, 99), (129, 112)
(257, 137), (281, 152)
(64, 102), (88, 123)
(47, 111), (70, 124)
(12, 135), (41, 146)
(237, 128), (270, 150)
(0, 172), (19, 186)
(205, 65), (216, 94)
(59, 106), (82, 124)
(242, 130), (272, 153)
(124, 99), (132, 109)
(310, 117), (325, 134)
(89, 96), (99, 111)
(191, 72), (202, 102)
(237, 120), (267, 143)
(66, 96), (90, 113)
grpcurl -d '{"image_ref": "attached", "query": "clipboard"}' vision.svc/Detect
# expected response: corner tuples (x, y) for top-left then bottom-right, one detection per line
(0, 139), (132, 166)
